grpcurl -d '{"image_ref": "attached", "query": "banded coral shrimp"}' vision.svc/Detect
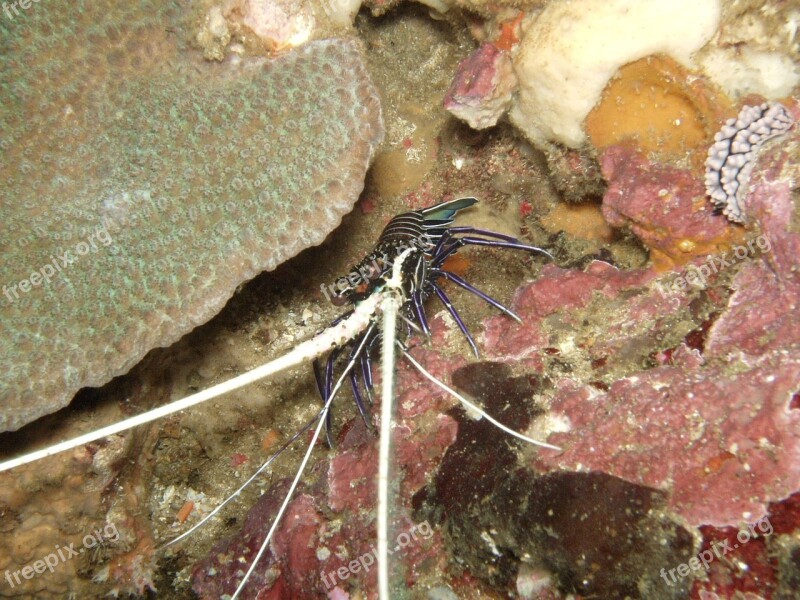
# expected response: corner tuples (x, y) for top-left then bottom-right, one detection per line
(0, 196), (562, 598)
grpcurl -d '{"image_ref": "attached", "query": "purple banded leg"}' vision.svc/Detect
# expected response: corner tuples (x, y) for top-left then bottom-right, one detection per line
(429, 234), (467, 270)
(399, 312), (426, 338)
(432, 241), (460, 266)
(432, 237), (552, 269)
(330, 310), (353, 326)
(411, 291), (431, 336)
(432, 282), (480, 358)
(314, 310), (354, 397)
(360, 349), (373, 404)
(324, 347), (340, 401)
(313, 357), (335, 446)
(431, 226), (522, 257)
(432, 268), (522, 322)
(322, 347), (341, 448)
(446, 226), (554, 258)
(312, 358), (325, 400)
(432, 228), (454, 256)
(348, 329), (374, 428)
(349, 368), (370, 428)
(365, 333), (381, 396)
(361, 325), (380, 404)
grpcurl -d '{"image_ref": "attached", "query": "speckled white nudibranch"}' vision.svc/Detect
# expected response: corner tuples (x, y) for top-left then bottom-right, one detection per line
(704, 102), (795, 223)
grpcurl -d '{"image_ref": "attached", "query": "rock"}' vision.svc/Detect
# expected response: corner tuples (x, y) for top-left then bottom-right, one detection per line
(444, 43), (517, 130)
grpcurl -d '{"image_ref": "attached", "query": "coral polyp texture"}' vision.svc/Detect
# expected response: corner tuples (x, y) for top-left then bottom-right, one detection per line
(0, 1), (383, 431)
(705, 102), (795, 223)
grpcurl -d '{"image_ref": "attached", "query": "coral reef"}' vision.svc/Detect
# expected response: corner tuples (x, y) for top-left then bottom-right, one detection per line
(196, 0), (369, 60)
(190, 348), (460, 598)
(536, 353), (800, 527)
(601, 101), (798, 267)
(0, 374), (166, 598)
(490, 118), (800, 529)
(4, 1), (799, 598)
(698, 0), (800, 99)
(229, 0), (316, 51)
(0, 0), (383, 432)
(427, 362), (696, 599)
(540, 202), (614, 243)
(192, 97), (800, 596)
(445, 0), (798, 164)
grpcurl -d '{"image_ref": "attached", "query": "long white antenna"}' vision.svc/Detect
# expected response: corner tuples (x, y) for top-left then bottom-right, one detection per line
(0, 292), (384, 473)
(377, 291), (400, 600)
(376, 248), (411, 600)
(229, 248), (412, 600)
(229, 329), (372, 600)
(400, 348), (562, 451)
(161, 409), (323, 550)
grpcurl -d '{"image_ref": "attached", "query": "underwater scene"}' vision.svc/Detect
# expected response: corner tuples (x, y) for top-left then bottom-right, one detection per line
(1, 0), (799, 598)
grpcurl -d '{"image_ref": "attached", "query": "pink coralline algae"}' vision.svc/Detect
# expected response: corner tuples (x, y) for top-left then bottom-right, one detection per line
(705, 108), (800, 360)
(689, 494), (800, 600)
(485, 263), (665, 349)
(0, 0), (383, 432)
(191, 481), (325, 599)
(536, 354), (800, 527)
(601, 145), (734, 266)
(475, 254), (800, 528)
(512, 120), (800, 528)
(416, 362), (695, 599)
(444, 43), (517, 130)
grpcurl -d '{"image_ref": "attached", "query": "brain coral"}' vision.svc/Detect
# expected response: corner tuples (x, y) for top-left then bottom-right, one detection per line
(0, 1), (383, 431)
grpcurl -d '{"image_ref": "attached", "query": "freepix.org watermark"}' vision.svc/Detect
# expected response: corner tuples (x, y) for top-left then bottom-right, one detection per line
(2, 0), (39, 20)
(660, 516), (773, 586)
(2, 223), (113, 305)
(319, 233), (435, 304)
(321, 520), (433, 590)
(656, 234), (771, 295)
(4, 523), (120, 589)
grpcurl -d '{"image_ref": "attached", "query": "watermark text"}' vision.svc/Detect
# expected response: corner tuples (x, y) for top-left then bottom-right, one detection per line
(656, 234), (771, 295)
(321, 520), (433, 589)
(320, 233), (435, 304)
(2, 0), (40, 21)
(4, 523), (120, 589)
(660, 516), (773, 586)
(3, 224), (113, 305)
